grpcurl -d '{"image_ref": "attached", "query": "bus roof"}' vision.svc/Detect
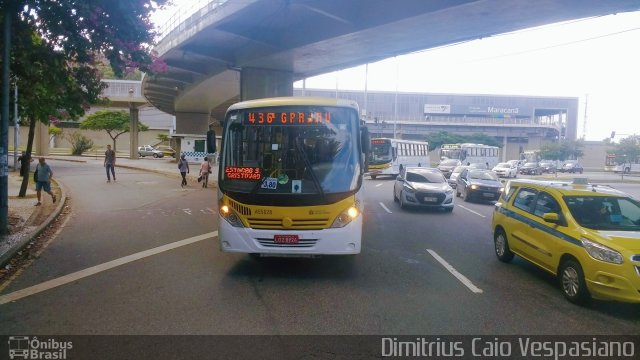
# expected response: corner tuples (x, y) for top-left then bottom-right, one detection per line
(226, 97), (360, 112)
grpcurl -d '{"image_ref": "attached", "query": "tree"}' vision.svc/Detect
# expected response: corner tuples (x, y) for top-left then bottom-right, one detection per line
(424, 131), (502, 151)
(81, 110), (149, 152)
(156, 133), (170, 144)
(539, 139), (584, 161)
(48, 125), (62, 145)
(1, 0), (169, 202)
(611, 135), (640, 163)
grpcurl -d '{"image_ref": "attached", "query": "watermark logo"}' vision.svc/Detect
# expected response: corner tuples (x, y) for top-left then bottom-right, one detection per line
(8, 336), (72, 360)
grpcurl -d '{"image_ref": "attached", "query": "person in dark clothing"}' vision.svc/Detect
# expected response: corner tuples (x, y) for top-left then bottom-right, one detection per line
(104, 144), (116, 182)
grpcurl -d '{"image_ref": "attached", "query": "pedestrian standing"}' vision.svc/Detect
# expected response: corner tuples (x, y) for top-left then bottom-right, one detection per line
(34, 157), (56, 206)
(104, 144), (116, 182)
(199, 156), (211, 188)
(178, 154), (190, 187)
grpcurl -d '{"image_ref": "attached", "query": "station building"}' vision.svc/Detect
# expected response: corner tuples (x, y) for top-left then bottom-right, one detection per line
(295, 88), (579, 164)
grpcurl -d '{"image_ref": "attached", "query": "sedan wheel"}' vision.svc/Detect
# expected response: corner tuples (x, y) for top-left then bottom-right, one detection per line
(399, 191), (406, 209)
(463, 188), (470, 202)
(559, 259), (590, 305)
(393, 188), (398, 202)
(494, 229), (514, 262)
(153, 153), (159, 158)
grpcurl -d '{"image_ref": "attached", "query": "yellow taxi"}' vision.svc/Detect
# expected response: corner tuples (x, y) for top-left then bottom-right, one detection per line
(491, 178), (640, 304)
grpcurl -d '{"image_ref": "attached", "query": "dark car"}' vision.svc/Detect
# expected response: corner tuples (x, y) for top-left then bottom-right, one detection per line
(519, 162), (543, 175)
(437, 159), (462, 178)
(393, 167), (454, 211)
(560, 161), (584, 174)
(538, 161), (556, 173)
(455, 169), (504, 202)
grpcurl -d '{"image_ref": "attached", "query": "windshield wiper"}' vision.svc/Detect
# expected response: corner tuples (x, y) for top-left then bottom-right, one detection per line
(295, 138), (325, 200)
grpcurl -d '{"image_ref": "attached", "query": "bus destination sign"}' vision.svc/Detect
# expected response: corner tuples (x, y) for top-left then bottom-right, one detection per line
(225, 166), (262, 181)
(371, 139), (388, 145)
(245, 112), (332, 125)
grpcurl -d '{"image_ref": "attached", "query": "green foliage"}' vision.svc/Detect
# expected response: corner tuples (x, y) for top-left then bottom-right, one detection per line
(67, 131), (94, 156)
(80, 110), (149, 151)
(156, 133), (170, 143)
(611, 135), (640, 162)
(48, 125), (62, 137)
(539, 139), (584, 161)
(424, 131), (501, 151)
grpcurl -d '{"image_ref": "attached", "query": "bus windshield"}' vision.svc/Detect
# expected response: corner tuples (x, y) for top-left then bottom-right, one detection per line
(370, 140), (392, 164)
(441, 148), (462, 160)
(220, 105), (361, 195)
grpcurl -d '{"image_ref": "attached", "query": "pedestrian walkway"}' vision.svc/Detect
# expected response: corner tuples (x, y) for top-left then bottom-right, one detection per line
(1, 154), (218, 267)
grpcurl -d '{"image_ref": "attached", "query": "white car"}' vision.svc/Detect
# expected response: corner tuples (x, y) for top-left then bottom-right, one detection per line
(492, 162), (518, 178)
(137, 145), (165, 158)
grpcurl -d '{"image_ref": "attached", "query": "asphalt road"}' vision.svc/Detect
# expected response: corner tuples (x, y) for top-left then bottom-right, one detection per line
(0, 161), (639, 335)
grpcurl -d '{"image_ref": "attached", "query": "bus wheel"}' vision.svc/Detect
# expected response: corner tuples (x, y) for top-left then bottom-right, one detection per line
(371, 175), (377, 180)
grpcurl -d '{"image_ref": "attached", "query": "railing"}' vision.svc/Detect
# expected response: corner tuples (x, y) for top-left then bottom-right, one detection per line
(155, 0), (228, 42)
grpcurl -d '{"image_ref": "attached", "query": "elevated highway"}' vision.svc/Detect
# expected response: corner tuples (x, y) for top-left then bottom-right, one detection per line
(142, 0), (640, 134)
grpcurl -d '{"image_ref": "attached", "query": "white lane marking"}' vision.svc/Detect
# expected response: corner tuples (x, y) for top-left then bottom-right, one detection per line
(457, 204), (486, 218)
(375, 183), (384, 187)
(427, 249), (483, 294)
(379, 202), (393, 214)
(0, 231), (218, 305)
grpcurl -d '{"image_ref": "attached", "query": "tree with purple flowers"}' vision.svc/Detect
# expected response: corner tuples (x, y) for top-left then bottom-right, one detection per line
(0, 0), (169, 198)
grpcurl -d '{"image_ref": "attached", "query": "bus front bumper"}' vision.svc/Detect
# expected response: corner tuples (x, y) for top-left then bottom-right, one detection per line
(218, 216), (362, 256)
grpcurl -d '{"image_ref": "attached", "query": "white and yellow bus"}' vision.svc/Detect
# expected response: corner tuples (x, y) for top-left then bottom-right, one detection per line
(217, 97), (370, 256)
(367, 138), (429, 179)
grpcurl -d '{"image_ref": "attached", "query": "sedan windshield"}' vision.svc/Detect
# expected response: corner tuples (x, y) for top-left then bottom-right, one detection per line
(565, 196), (640, 231)
(523, 162), (537, 168)
(440, 159), (459, 166)
(468, 170), (499, 181)
(406, 171), (446, 183)
(496, 163), (510, 168)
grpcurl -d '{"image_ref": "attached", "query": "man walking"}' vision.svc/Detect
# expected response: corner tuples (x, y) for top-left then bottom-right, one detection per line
(178, 154), (190, 187)
(104, 144), (116, 182)
(34, 157), (56, 206)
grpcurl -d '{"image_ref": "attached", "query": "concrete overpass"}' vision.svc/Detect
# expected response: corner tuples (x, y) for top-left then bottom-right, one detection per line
(142, 0), (640, 135)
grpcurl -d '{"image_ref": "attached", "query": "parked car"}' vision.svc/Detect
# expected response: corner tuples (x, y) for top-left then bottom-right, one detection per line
(492, 179), (640, 304)
(455, 169), (504, 202)
(560, 161), (583, 174)
(492, 162), (518, 178)
(447, 165), (468, 189)
(393, 167), (454, 212)
(539, 161), (556, 173)
(137, 145), (165, 158)
(155, 145), (176, 157)
(437, 159), (462, 178)
(519, 162), (543, 175)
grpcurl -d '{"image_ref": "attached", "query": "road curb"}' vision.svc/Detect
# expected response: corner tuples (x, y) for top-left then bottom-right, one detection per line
(0, 179), (68, 267)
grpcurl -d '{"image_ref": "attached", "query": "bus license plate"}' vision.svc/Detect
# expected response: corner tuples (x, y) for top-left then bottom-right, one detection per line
(274, 235), (299, 244)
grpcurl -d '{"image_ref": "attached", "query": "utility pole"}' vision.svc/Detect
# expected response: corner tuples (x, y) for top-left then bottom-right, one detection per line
(1, 6), (13, 234)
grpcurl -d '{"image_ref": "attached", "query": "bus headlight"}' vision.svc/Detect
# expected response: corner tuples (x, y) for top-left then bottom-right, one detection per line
(220, 204), (245, 228)
(331, 206), (360, 228)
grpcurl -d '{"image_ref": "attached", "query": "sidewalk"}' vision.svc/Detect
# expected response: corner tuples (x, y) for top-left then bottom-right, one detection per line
(0, 155), (218, 267)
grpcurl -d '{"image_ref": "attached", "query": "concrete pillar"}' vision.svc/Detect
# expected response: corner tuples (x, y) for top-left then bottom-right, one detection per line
(240, 67), (294, 101)
(34, 121), (49, 156)
(129, 104), (139, 159)
(502, 135), (508, 162)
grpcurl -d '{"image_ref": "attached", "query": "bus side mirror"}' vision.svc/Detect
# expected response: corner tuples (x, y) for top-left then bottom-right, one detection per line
(361, 126), (370, 154)
(207, 129), (217, 154)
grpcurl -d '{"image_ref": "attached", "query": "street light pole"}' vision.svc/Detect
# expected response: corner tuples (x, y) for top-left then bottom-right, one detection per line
(1, 7), (13, 234)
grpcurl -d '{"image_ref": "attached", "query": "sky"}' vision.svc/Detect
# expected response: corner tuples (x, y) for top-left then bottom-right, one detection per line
(151, 3), (640, 141)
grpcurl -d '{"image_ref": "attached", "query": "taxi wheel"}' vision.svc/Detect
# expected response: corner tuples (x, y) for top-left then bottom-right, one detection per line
(559, 259), (591, 305)
(494, 229), (514, 262)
